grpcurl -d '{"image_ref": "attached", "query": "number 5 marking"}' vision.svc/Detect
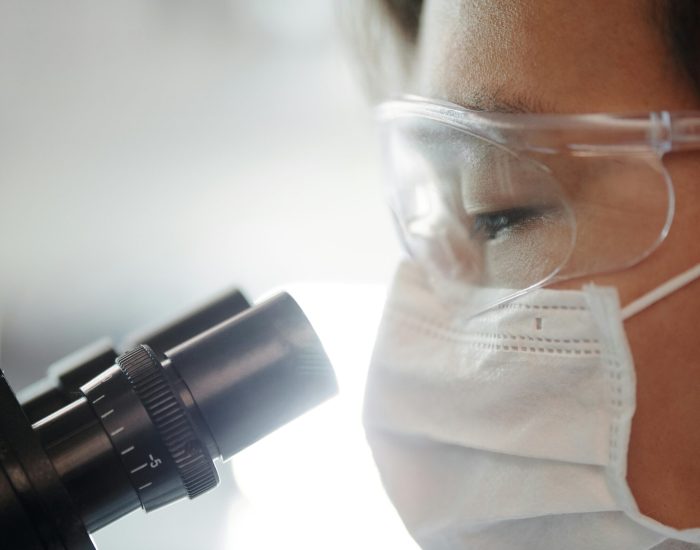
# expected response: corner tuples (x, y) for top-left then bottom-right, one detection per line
(148, 454), (163, 468)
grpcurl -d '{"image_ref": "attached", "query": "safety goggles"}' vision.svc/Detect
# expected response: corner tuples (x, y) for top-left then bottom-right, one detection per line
(378, 96), (700, 316)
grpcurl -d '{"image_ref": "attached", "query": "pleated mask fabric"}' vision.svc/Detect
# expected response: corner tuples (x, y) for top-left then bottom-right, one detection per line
(363, 261), (700, 549)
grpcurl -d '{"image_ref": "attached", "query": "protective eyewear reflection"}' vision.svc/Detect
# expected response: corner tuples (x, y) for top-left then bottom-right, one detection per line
(378, 96), (700, 315)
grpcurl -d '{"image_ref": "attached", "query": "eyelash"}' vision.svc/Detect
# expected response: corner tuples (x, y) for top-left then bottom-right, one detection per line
(470, 206), (545, 240)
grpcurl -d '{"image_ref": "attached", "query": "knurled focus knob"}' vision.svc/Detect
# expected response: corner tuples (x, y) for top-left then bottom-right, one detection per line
(117, 345), (218, 500)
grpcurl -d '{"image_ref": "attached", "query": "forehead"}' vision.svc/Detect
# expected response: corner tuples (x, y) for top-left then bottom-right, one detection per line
(414, 0), (690, 113)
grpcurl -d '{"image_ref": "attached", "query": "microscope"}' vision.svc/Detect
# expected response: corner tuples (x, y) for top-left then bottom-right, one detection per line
(0, 289), (338, 549)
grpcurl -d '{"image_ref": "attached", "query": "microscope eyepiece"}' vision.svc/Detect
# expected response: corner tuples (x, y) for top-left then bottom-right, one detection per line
(20, 289), (251, 424)
(0, 292), (338, 550)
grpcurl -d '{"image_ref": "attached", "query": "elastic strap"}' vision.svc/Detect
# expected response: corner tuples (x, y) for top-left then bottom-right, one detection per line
(621, 263), (700, 320)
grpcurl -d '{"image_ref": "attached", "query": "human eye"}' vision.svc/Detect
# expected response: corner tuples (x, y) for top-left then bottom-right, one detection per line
(470, 206), (553, 241)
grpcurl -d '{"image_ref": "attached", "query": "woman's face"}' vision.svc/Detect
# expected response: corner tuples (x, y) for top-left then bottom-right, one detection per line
(406, 0), (700, 529)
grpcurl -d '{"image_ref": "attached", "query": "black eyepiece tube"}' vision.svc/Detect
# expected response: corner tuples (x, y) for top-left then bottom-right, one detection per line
(166, 292), (338, 460)
(20, 289), (251, 424)
(125, 288), (251, 354)
(20, 344), (118, 424)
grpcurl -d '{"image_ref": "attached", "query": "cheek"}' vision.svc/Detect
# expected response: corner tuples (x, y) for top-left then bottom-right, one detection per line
(663, 152), (700, 226)
(551, 153), (699, 304)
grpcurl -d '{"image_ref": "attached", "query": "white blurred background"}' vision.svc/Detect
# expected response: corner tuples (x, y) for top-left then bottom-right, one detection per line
(0, 1), (414, 548)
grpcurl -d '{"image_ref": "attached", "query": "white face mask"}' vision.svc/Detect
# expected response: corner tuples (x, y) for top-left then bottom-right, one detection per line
(364, 261), (700, 550)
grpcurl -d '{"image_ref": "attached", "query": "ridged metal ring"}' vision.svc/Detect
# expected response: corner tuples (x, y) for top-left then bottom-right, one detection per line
(117, 346), (218, 498)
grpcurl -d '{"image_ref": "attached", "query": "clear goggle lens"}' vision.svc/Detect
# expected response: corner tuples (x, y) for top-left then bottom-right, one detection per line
(381, 110), (673, 315)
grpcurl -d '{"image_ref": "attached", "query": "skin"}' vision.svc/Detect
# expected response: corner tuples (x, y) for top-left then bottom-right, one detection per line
(411, 0), (700, 529)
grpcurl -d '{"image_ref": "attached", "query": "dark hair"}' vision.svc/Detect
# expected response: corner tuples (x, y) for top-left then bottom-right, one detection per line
(658, 0), (700, 96)
(370, 0), (700, 98)
(381, 0), (422, 43)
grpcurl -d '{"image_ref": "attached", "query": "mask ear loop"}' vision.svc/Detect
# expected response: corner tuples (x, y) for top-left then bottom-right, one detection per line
(621, 263), (700, 320)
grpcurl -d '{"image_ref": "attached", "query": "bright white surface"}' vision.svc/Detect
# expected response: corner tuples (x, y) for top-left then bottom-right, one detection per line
(225, 283), (419, 549)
